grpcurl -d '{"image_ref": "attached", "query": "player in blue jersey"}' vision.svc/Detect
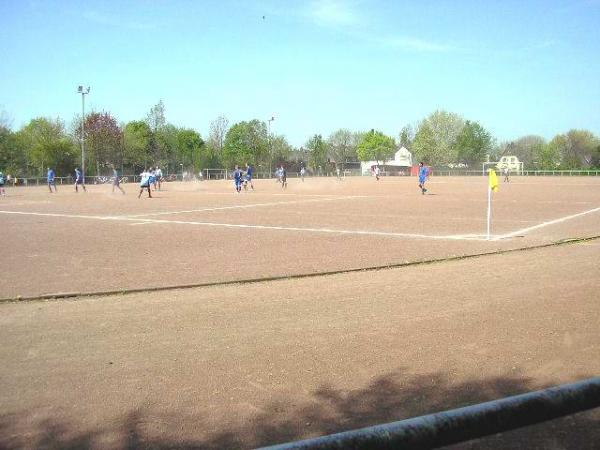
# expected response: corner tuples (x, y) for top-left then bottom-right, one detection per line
(0, 171), (6, 196)
(74, 168), (86, 192)
(47, 167), (57, 193)
(233, 165), (243, 193)
(245, 163), (255, 190)
(418, 162), (429, 195)
(280, 165), (287, 189)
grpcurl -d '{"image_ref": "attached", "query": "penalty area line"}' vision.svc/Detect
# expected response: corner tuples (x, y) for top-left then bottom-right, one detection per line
(123, 195), (368, 218)
(0, 209), (492, 241)
(494, 206), (600, 240)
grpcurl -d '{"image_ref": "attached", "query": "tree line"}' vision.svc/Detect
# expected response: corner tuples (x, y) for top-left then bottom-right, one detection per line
(1, 103), (598, 178)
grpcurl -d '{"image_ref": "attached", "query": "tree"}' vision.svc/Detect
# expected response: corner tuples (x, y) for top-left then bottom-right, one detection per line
(453, 121), (493, 165)
(157, 123), (179, 171)
(505, 136), (546, 167)
(208, 115), (229, 156)
(74, 112), (123, 175)
(356, 129), (396, 164)
(534, 140), (560, 169)
(412, 110), (465, 165)
(271, 135), (293, 166)
(546, 130), (600, 169)
(0, 126), (27, 176)
(146, 100), (167, 162)
(17, 117), (77, 176)
(399, 125), (414, 150)
(305, 134), (328, 172)
(327, 129), (358, 170)
(123, 121), (151, 172)
(176, 128), (204, 171)
(222, 120), (268, 167)
(563, 129), (599, 168)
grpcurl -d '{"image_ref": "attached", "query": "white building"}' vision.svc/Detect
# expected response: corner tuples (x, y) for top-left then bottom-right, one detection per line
(361, 146), (413, 175)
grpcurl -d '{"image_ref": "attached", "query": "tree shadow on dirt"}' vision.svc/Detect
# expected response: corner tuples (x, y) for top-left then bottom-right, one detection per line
(1, 371), (598, 449)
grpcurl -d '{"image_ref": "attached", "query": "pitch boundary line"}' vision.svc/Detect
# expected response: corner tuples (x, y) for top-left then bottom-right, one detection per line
(494, 206), (600, 240)
(2, 235), (598, 303)
(0, 210), (491, 241)
(123, 195), (367, 218)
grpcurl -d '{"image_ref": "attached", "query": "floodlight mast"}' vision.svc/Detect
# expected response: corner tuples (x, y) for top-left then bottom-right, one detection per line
(77, 86), (90, 182)
(268, 115), (275, 174)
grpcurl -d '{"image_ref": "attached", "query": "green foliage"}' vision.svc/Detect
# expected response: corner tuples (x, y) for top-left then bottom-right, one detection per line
(399, 125), (413, 150)
(356, 129), (396, 163)
(123, 120), (151, 170)
(453, 120), (493, 165)
(0, 126), (26, 175)
(563, 129), (600, 168)
(412, 110), (465, 164)
(176, 128), (204, 171)
(270, 135), (293, 166)
(305, 134), (328, 170)
(534, 140), (561, 169)
(223, 120), (268, 167)
(327, 129), (358, 169)
(157, 124), (178, 170)
(74, 112), (123, 175)
(17, 117), (77, 176)
(505, 136), (546, 167)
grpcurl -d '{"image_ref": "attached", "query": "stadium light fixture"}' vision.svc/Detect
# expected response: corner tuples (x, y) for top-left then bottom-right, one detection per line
(77, 85), (91, 182)
(268, 116), (275, 173)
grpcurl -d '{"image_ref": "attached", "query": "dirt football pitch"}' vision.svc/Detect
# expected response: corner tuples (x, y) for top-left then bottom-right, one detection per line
(1, 176), (599, 449)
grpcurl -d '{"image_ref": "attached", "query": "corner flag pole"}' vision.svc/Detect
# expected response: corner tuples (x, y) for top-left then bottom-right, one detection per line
(487, 183), (492, 240)
(487, 169), (499, 240)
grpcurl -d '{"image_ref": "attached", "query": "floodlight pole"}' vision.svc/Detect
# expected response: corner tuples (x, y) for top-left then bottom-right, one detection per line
(268, 116), (275, 175)
(78, 86), (90, 183)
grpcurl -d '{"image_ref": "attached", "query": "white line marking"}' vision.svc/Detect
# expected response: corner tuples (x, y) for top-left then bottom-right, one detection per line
(130, 222), (154, 226)
(124, 196), (367, 218)
(494, 206), (600, 240)
(0, 210), (492, 241)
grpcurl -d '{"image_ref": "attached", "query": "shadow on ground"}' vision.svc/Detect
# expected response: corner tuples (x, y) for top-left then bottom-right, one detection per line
(1, 371), (598, 449)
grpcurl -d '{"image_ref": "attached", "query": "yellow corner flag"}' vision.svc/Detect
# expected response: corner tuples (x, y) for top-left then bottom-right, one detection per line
(488, 168), (499, 192)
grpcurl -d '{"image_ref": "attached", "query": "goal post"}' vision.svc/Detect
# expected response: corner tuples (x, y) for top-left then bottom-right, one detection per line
(482, 161), (524, 176)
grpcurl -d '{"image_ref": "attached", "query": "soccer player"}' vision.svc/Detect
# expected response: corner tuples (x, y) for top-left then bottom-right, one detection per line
(155, 166), (163, 190)
(374, 165), (380, 181)
(138, 170), (152, 198)
(503, 167), (510, 183)
(149, 168), (157, 191)
(280, 165), (287, 189)
(47, 167), (57, 193)
(74, 168), (86, 192)
(233, 165), (243, 193)
(300, 165), (306, 182)
(112, 165), (125, 194)
(418, 162), (429, 195)
(245, 163), (255, 190)
(0, 171), (6, 196)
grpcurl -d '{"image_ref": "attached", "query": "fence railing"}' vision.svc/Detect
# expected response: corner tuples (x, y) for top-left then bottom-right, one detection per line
(260, 377), (600, 450)
(6, 169), (600, 187)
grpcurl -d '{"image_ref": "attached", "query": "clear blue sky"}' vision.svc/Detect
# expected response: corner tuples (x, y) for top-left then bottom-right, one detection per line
(1, 0), (599, 147)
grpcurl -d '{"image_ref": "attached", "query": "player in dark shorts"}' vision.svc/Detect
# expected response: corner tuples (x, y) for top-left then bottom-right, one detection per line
(245, 163), (255, 190)
(280, 165), (287, 189)
(138, 170), (152, 198)
(47, 167), (57, 193)
(233, 165), (243, 193)
(418, 162), (429, 195)
(74, 168), (86, 192)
